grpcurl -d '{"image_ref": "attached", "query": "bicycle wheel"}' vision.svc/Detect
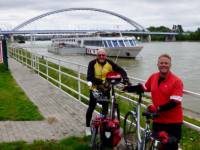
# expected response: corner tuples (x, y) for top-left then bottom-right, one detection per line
(141, 132), (153, 150)
(123, 111), (137, 150)
(144, 140), (158, 150)
(90, 126), (102, 150)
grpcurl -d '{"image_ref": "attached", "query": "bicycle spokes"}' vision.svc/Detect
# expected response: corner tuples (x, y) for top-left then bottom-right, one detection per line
(124, 112), (138, 150)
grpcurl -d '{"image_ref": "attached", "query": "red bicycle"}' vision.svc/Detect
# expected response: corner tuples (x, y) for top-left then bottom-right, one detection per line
(90, 72), (122, 150)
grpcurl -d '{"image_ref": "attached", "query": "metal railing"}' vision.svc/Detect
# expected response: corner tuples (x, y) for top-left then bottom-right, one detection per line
(8, 47), (200, 132)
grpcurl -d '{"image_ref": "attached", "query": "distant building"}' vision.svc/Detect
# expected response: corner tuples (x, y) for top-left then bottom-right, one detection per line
(172, 25), (184, 33)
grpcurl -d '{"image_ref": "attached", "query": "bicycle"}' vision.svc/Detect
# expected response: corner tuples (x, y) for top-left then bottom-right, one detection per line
(90, 72), (123, 150)
(123, 92), (170, 150)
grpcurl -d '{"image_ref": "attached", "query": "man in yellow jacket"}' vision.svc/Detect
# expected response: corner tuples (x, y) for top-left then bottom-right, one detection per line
(85, 48), (129, 135)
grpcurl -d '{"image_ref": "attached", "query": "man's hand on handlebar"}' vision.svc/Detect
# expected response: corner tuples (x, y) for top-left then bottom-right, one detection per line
(122, 78), (131, 86)
(147, 104), (158, 113)
(122, 83), (144, 94)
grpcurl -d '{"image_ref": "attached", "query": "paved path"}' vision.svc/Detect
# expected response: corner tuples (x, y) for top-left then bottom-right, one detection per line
(0, 58), (88, 142)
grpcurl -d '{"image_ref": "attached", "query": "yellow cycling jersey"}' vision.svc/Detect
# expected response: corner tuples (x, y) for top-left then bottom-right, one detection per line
(94, 61), (113, 81)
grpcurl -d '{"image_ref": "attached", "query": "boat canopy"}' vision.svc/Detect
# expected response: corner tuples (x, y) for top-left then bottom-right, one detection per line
(104, 39), (136, 48)
(84, 39), (137, 48)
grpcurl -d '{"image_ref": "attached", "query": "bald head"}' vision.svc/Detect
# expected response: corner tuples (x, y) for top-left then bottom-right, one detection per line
(97, 48), (106, 55)
(97, 48), (107, 63)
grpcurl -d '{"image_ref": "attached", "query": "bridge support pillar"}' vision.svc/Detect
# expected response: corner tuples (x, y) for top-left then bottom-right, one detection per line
(10, 34), (14, 42)
(172, 35), (176, 41)
(165, 35), (176, 42)
(140, 35), (151, 42)
(147, 35), (151, 42)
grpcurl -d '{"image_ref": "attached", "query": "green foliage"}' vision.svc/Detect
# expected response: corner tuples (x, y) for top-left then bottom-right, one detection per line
(148, 26), (172, 32)
(188, 28), (200, 41)
(0, 136), (90, 150)
(0, 64), (43, 121)
(148, 26), (200, 41)
(147, 26), (172, 41)
(181, 125), (200, 150)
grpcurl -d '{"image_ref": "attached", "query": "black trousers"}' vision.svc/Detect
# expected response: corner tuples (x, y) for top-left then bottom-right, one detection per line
(152, 122), (182, 150)
(86, 90), (109, 127)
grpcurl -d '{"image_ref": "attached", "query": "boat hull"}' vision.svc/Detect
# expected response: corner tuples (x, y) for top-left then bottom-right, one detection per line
(48, 46), (85, 55)
(85, 46), (143, 58)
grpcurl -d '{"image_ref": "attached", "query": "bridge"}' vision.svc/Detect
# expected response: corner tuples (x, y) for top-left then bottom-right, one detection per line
(0, 7), (178, 42)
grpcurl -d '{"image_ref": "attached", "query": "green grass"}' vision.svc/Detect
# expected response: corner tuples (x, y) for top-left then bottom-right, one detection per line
(0, 64), (43, 120)
(0, 136), (90, 150)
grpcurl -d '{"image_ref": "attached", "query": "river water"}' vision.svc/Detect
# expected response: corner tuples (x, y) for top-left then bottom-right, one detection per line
(18, 41), (200, 117)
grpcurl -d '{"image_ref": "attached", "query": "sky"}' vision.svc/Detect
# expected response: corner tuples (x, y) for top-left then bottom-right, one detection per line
(0, 0), (199, 31)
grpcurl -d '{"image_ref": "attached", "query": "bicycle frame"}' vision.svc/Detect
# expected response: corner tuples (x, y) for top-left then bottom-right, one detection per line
(135, 93), (143, 149)
(110, 82), (120, 121)
(90, 72), (122, 149)
(124, 92), (160, 150)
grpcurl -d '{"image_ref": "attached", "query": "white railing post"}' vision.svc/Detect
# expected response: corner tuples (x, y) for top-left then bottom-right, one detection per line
(33, 54), (35, 69)
(25, 50), (28, 66)
(78, 65), (81, 101)
(19, 49), (21, 62)
(17, 49), (19, 62)
(30, 53), (33, 68)
(46, 58), (49, 81)
(20, 49), (23, 64)
(59, 60), (61, 88)
(37, 56), (39, 75)
(12, 48), (14, 59)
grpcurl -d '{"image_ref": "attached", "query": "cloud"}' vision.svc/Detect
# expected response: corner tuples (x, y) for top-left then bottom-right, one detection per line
(0, 0), (199, 31)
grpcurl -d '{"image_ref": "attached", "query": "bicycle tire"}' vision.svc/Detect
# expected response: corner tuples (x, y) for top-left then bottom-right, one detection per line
(91, 126), (102, 150)
(123, 111), (137, 150)
(141, 132), (153, 150)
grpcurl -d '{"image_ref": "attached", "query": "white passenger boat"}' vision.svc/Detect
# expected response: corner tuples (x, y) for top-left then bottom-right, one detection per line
(48, 35), (143, 58)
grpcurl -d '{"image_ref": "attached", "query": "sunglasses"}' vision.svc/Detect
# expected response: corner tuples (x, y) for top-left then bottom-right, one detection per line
(98, 54), (106, 57)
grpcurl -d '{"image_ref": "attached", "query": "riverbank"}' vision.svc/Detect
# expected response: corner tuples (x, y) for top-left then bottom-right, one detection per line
(7, 51), (200, 150)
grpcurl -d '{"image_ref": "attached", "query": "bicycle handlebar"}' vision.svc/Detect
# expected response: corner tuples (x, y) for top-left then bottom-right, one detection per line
(142, 111), (159, 119)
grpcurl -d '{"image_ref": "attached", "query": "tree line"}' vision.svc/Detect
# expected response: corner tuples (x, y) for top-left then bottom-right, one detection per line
(147, 25), (200, 41)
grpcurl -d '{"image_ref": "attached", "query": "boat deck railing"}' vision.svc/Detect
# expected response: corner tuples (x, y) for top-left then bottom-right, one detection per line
(8, 46), (200, 132)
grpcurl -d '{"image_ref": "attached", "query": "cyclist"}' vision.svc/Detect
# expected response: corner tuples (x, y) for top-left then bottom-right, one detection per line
(123, 54), (183, 150)
(85, 48), (130, 136)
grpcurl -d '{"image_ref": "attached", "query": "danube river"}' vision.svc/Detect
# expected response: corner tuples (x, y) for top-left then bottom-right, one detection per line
(19, 41), (200, 117)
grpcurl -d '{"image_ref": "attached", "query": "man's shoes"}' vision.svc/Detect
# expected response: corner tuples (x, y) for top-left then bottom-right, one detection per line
(85, 127), (91, 136)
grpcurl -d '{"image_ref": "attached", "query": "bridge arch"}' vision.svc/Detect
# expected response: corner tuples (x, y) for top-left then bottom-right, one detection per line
(12, 8), (148, 32)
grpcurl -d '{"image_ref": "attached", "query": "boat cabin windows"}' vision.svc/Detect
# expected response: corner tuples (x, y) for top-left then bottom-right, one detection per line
(107, 40), (113, 48)
(103, 41), (108, 48)
(129, 40), (136, 46)
(84, 40), (103, 47)
(77, 40), (81, 44)
(124, 40), (131, 47)
(103, 39), (136, 48)
(118, 40), (125, 47)
(82, 38), (137, 48)
(112, 40), (119, 47)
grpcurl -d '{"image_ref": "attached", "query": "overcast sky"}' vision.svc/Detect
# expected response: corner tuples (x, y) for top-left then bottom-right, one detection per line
(0, 0), (199, 31)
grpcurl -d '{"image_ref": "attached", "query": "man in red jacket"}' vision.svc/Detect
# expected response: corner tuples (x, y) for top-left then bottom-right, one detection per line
(123, 54), (183, 150)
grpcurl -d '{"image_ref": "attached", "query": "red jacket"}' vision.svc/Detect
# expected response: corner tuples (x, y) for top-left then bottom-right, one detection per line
(144, 71), (183, 123)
